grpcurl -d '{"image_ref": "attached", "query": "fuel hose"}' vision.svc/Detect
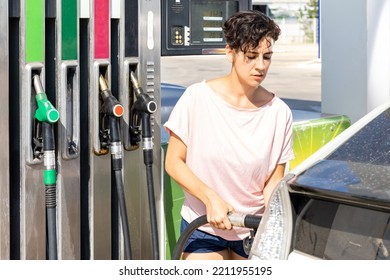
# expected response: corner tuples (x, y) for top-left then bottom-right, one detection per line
(99, 75), (132, 260)
(43, 122), (57, 260)
(130, 71), (159, 260)
(171, 213), (262, 260)
(33, 75), (59, 260)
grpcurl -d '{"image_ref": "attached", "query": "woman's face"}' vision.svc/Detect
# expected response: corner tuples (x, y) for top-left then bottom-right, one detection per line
(228, 37), (274, 88)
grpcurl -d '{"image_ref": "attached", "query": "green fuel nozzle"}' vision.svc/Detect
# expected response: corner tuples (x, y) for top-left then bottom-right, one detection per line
(32, 75), (57, 184)
(32, 75), (58, 260)
(33, 75), (59, 124)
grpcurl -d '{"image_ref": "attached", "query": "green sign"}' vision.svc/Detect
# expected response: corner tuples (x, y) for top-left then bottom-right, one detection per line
(26, 0), (44, 63)
(62, 0), (78, 60)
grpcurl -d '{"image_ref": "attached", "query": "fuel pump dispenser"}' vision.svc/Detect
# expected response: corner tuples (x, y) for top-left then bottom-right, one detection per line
(116, 0), (163, 260)
(48, 0), (81, 259)
(5, 0), (165, 261)
(80, 0), (113, 259)
(9, 0), (49, 259)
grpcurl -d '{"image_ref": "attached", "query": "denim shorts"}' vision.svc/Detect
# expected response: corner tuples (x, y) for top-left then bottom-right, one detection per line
(180, 218), (248, 258)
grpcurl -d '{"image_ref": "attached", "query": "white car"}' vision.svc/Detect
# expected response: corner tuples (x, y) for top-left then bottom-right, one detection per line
(250, 101), (390, 260)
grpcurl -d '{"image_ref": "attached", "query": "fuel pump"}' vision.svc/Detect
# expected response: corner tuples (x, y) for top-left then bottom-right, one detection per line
(80, 0), (113, 259)
(116, 0), (162, 260)
(42, 0), (81, 260)
(129, 71), (159, 260)
(11, 0), (48, 259)
(98, 75), (132, 260)
(32, 75), (60, 260)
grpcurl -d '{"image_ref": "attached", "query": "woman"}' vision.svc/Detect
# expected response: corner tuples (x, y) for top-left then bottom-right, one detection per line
(164, 10), (294, 260)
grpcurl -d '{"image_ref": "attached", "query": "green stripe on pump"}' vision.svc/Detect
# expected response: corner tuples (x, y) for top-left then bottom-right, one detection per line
(62, 0), (78, 60)
(26, 0), (44, 63)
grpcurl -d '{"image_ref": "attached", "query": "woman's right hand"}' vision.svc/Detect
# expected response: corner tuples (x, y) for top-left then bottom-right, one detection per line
(204, 189), (234, 230)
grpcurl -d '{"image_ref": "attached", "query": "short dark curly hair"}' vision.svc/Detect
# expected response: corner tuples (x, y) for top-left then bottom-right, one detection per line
(223, 10), (281, 53)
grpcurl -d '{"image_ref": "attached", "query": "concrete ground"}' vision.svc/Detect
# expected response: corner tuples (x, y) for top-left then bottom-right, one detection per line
(161, 43), (321, 102)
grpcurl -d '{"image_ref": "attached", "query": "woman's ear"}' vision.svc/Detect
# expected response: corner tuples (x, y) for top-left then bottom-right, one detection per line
(225, 45), (234, 63)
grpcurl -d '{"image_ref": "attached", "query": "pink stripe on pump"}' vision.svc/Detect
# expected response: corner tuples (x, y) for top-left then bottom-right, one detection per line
(94, 0), (109, 59)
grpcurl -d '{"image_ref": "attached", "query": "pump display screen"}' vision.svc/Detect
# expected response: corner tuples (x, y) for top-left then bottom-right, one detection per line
(191, 1), (237, 45)
(190, 1), (238, 44)
(162, 0), (250, 55)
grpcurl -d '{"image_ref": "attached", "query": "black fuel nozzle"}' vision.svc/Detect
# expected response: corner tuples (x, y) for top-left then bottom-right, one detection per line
(98, 75), (122, 152)
(99, 75), (124, 118)
(98, 80), (131, 259)
(129, 71), (160, 260)
(130, 71), (157, 115)
(129, 72), (155, 157)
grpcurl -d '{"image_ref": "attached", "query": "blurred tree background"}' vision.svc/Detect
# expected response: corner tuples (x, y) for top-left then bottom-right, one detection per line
(298, 0), (319, 43)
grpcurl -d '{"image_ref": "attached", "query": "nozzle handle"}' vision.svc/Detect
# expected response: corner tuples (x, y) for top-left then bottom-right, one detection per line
(130, 71), (140, 90)
(228, 212), (262, 229)
(33, 75), (44, 93)
(130, 71), (157, 114)
(99, 75), (124, 117)
(99, 75), (109, 92)
(33, 75), (59, 124)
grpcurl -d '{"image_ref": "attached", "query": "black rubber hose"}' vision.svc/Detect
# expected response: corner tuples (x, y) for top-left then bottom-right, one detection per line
(140, 111), (159, 260)
(108, 115), (132, 259)
(42, 122), (57, 260)
(145, 163), (159, 260)
(42, 122), (55, 150)
(171, 215), (208, 260)
(129, 73), (159, 259)
(141, 112), (152, 138)
(114, 169), (132, 260)
(46, 186), (57, 260)
(109, 116), (120, 143)
(171, 214), (262, 260)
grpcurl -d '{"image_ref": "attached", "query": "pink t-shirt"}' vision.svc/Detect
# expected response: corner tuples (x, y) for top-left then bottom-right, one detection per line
(164, 81), (294, 240)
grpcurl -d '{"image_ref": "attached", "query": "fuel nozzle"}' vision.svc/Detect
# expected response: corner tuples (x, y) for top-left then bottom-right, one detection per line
(33, 75), (58, 259)
(99, 75), (124, 118)
(130, 71), (157, 114)
(129, 71), (159, 260)
(33, 75), (59, 124)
